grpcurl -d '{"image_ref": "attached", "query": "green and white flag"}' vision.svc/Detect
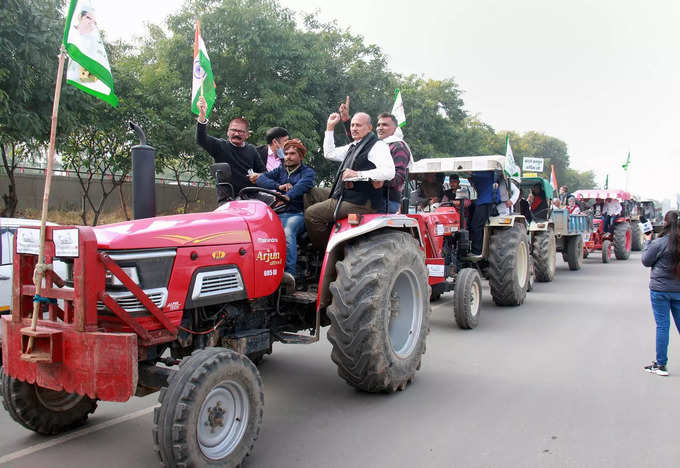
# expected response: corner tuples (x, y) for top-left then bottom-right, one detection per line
(504, 135), (521, 180)
(191, 20), (216, 117)
(392, 89), (406, 127)
(622, 151), (631, 171)
(63, 1), (118, 107)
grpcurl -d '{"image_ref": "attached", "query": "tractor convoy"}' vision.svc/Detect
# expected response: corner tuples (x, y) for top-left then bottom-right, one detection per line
(0, 149), (654, 467)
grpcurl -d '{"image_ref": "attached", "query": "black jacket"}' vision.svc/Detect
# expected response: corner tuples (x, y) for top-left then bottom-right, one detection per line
(642, 236), (680, 292)
(196, 123), (266, 194)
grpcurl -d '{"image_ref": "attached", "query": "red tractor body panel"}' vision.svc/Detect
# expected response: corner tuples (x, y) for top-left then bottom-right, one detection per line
(2, 200), (287, 401)
(407, 206), (462, 286)
(1, 316), (138, 401)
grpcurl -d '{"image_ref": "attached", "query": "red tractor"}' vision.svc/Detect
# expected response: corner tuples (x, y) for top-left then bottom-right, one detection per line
(1, 162), (431, 467)
(572, 189), (633, 263)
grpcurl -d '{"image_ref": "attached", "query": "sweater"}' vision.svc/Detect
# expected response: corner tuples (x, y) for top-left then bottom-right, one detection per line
(641, 235), (680, 292)
(196, 122), (266, 195)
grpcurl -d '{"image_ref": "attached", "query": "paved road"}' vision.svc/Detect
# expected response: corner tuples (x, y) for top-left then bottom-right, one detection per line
(1, 252), (678, 467)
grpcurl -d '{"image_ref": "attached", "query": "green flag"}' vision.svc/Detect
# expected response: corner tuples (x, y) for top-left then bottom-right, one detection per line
(622, 152), (631, 171)
(504, 135), (521, 180)
(392, 89), (406, 128)
(63, 1), (118, 107)
(604, 174), (609, 189)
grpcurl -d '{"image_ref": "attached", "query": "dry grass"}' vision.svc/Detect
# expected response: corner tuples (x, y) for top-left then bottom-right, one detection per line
(15, 207), (191, 226)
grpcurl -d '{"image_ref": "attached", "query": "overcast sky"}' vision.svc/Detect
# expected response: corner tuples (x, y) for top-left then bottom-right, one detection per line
(95, 0), (680, 203)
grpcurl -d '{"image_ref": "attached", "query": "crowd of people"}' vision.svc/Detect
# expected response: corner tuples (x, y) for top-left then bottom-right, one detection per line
(195, 95), (409, 289)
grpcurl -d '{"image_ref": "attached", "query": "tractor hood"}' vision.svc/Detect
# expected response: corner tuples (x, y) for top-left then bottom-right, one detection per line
(93, 202), (268, 250)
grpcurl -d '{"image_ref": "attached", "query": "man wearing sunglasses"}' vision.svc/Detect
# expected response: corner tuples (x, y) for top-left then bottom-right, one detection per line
(196, 95), (266, 195)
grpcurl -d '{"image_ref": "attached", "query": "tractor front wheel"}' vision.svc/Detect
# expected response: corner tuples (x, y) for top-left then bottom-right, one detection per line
(1, 370), (97, 435)
(154, 348), (264, 468)
(488, 223), (530, 306)
(453, 268), (482, 329)
(614, 222), (632, 260)
(327, 231), (430, 393)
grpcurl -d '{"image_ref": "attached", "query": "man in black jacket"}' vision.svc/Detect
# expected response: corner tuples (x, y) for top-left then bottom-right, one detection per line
(196, 95), (265, 195)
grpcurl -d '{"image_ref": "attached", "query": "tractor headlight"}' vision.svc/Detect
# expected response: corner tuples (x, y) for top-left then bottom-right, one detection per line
(105, 266), (140, 287)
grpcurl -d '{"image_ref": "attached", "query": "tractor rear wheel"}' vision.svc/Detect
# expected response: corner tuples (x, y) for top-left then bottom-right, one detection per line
(614, 222), (632, 260)
(532, 230), (556, 282)
(602, 240), (612, 263)
(566, 235), (584, 271)
(327, 231), (430, 393)
(453, 268), (482, 329)
(488, 223), (529, 306)
(631, 221), (643, 251)
(1, 369), (97, 435)
(154, 348), (263, 468)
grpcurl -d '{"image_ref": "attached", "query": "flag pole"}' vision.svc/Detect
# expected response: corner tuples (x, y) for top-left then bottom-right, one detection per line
(26, 46), (67, 353)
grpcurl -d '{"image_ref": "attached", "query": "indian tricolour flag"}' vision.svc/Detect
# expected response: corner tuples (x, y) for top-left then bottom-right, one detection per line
(191, 20), (216, 117)
(63, 0), (118, 107)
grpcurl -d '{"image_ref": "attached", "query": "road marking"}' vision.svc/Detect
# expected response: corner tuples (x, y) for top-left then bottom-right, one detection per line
(0, 405), (157, 465)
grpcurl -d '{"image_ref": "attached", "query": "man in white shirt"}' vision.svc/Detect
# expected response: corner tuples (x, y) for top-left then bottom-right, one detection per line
(304, 112), (395, 250)
(496, 179), (520, 216)
(602, 197), (622, 234)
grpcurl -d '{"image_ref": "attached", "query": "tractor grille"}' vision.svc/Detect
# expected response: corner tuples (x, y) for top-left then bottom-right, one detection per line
(192, 268), (244, 300)
(97, 288), (168, 317)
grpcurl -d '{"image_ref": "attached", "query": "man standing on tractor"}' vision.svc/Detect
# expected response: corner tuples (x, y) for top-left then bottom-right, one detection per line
(468, 171), (495, 255)
(196, 95), (266, 195)
(339, 97), (411, 213)
(256, 139), (315, 289)
(304, 112), (395, 250)
(602, 197), (622, 235)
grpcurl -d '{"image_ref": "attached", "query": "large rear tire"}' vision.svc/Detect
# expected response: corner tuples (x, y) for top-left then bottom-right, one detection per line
(327, 231), (430, 393)
(631, 221), (643, 251)
(566, 235), (584, 271)
(488, 223), (529, 306)
(154, 348), (263, 468)
(614, 222), (632, 260)
(532, 230), (556, 282)
(1, 369), (97, 435)
(453, 268), (482, 329)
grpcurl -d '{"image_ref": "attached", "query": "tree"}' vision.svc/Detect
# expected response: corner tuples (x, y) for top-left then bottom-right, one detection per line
(0, 0), (66, 216)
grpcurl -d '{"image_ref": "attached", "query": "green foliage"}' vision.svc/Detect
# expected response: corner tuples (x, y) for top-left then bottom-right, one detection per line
(1, 0), (598, 216)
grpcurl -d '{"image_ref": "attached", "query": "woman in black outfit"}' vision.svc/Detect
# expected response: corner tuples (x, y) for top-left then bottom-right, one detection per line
(641, 210), (680, 376)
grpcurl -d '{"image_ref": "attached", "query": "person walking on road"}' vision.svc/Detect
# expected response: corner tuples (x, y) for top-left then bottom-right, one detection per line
(641, 210), (680, 376)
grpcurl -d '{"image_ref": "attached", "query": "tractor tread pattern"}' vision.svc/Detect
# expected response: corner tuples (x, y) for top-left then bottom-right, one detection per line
(1, 369), (97, 435)
(614, 222), (632, 260)
(488, 224), (529, 306)
(454, 268), (482, 329)
(327, 231), (431, 393)
(533, 230), (556, 282)
(631, 221), (643, 251)
(154, 347), (263, 468)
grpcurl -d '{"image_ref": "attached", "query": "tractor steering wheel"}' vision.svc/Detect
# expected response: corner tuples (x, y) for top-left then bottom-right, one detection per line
(238, 187), (291, 214)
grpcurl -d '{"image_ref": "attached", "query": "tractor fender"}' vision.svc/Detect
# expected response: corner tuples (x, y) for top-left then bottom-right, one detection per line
(483, 215), (527, 257)
(528, 220), (553, 232)
(316, 215), (423, 312)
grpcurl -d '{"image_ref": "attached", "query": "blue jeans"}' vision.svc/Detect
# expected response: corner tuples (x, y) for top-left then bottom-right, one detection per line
(650, 290), (680, 366)
(279, 212), (306, 276)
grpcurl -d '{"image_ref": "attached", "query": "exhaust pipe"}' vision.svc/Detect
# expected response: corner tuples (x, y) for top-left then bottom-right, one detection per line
(129, 122), (156, 219)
